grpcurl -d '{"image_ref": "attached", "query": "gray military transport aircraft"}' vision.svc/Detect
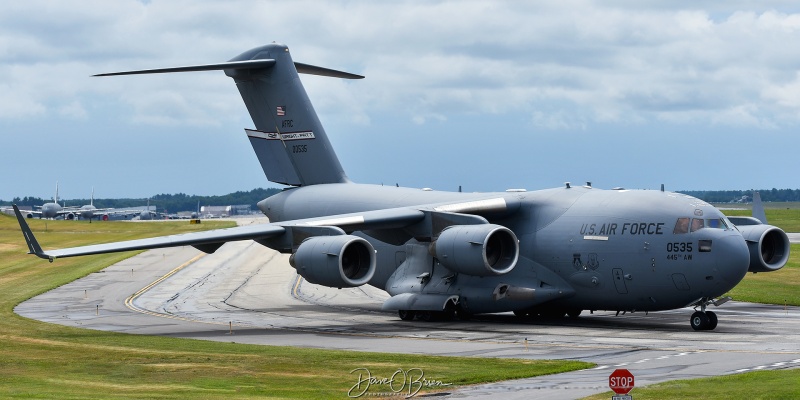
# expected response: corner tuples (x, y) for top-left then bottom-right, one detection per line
(13, 43), (790, 331)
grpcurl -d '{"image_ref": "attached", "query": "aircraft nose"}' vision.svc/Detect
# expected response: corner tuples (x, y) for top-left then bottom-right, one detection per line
(715, 233), (750, 286)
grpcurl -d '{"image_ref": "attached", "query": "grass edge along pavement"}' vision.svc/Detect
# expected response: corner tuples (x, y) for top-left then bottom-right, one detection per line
(720, 208), (800, 306)
(582, 369), (800, 400)
(579, 207), (800, 399)
(0, 214), (591, 399)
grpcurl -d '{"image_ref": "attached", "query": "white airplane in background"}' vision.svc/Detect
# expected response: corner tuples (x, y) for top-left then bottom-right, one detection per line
(8, 186), (132, 222)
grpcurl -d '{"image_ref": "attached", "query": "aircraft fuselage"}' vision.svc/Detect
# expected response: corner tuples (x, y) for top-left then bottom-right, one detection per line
(40, 202), (63, 219)
(260, 183), (750, 314)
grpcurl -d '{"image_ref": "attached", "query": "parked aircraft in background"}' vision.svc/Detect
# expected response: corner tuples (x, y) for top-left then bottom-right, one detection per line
(134, 199), (158, 220)
(13, 183), (72, 219)
(13, 43), (790, 330)
(3, 186), (142, 222)
(76, 188), (138, 222)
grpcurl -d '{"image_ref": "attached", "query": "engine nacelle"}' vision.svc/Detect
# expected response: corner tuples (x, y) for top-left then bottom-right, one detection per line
(432, 224), (519, 276)
(738, 224), (790, 272)
(289, 235), (376, 288)
(66, 213), (75, 220)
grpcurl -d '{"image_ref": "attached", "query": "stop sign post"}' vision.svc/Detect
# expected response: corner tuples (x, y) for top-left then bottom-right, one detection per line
(609, 368), (635, 395)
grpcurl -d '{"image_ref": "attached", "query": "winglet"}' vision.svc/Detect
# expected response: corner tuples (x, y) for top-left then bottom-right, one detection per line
(752, 192), (767, 224)
(12, 204), (52, 261)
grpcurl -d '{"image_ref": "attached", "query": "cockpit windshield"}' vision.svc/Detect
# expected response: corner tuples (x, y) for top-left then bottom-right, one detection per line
(673, 217), (729, 234)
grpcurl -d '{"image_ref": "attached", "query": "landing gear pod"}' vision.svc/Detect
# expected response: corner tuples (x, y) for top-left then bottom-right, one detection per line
(738, 225), (790, 272)
(289, 235), (376, 288)
(433, 224), (519, 276)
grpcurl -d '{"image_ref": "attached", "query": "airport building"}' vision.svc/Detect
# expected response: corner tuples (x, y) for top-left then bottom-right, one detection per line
(200, 204), (252, 218)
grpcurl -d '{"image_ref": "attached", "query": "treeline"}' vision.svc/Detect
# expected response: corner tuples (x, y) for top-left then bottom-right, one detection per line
(678, 189), (800, 203)
(1, 188), (283, 212)
(5, 188), (800, 210)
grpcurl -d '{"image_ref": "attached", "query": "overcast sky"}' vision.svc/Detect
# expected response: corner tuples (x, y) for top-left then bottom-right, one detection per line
(2, 1), (800, 201)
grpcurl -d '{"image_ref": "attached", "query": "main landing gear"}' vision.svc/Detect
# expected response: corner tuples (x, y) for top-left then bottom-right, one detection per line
(398, 302), (471, 322)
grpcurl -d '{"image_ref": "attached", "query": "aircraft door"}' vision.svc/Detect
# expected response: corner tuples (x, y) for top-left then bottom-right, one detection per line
(612, 268), (628, 294)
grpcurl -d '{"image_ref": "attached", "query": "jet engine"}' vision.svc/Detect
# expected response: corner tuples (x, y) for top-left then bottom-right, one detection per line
(737, 224), (790, 272)
(289, 235), (376, 288)
(432, 224), (519, 276)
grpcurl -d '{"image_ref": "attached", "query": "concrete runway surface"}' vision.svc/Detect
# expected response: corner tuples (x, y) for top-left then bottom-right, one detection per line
(16, 218), (800, 399)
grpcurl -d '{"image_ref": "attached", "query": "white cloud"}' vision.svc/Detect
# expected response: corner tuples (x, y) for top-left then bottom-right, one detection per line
(1, 1), (798, 131)
(57, 100), (87, 120)
(3, 1), (800, 198)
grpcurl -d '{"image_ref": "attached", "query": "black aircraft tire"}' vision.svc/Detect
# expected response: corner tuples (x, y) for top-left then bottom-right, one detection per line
(540, 309), (567, 319)
(418, 311), (435, 322)
(454, 309), (472, 321)
(690, 311), (710, 331)
(706, 311), (718, 330)
(398, 310), (416, 321)
(566, 309), (582, 318)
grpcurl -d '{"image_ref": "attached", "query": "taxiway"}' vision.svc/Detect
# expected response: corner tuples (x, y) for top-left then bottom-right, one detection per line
(16, 218), (800, 399)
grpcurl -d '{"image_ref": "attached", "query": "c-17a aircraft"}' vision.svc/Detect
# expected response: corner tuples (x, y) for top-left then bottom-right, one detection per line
(13, 43), (790, 331)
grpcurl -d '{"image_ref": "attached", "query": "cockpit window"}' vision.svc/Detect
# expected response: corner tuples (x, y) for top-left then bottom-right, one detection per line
(673, 218), (690, 234)
(691, 218), (729, 232)
(705, 218), (728, 229)
(690, 218), (704, 232)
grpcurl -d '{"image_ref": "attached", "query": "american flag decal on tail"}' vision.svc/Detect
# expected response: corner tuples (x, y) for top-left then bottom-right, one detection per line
(276, 106), (286, 116)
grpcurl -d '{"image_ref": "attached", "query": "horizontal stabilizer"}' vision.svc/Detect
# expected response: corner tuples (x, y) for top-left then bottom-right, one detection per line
(93, 59), (277, 77)
(94, 60), (363, 79)
(294, 62), (364, 79)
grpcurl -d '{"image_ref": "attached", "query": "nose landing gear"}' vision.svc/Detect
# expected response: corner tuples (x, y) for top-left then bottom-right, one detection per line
(690, 296), (728, 331)
(690, 310), (718, 331)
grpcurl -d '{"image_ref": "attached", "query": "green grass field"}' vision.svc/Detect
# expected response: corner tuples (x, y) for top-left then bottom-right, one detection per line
(580, 207), (800, 399)
(722, 205), (800, 231)
(725, 243), (800, 306)
(583, 369), (800, 400)
(2, 205), (799, 399)
(718, 208), (800, 306)
(0, 214), (590, 399)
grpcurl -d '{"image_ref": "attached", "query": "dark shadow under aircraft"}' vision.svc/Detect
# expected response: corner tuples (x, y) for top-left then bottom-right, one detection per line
(13, 43), (790, 331)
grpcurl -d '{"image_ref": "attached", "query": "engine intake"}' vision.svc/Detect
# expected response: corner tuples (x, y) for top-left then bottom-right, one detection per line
(289, 235), (376, 288)
(738, 224), (790, 272)
(432, 224), (519, 276)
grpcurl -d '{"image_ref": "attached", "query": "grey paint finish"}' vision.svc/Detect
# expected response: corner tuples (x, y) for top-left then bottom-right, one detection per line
(14, 44), (789, 330)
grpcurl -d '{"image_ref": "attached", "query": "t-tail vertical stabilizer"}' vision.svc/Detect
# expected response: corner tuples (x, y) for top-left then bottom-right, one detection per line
(94, 43), (363, 186)
(752, 191), (767, 224)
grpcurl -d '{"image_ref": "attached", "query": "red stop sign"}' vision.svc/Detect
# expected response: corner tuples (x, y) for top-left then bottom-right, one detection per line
(609, 369), (634, 394)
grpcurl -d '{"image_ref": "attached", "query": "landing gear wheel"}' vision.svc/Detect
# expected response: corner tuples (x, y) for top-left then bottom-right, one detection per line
(690, 311), (710, 331)
(418, 311), (435, 322)
(540, 309), (567, 319)
(398, 310), (416, 321)
(513, 310), (530, 318)
(705, 311), (718, 330)
(566, 309), (582, 319)
(441, 302), (457, 321)
(454, 308), (472, 321)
